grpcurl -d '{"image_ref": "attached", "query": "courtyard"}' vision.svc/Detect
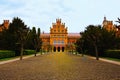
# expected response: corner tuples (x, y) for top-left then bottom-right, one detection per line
(0, 53), (120, 80)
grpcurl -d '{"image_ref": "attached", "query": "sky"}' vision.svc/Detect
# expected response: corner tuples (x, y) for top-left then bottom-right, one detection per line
(0, 0), (120, 33)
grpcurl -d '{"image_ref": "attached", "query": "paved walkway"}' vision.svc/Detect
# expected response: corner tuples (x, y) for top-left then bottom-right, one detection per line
(84, 55), (120, 65)
(0, 53), (120, 80)
(0, 54), (41, 65)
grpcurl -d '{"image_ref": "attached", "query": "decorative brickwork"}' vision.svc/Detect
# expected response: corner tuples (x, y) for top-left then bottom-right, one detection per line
(0, 20), (9, 32)
(41, 19), (80, 52)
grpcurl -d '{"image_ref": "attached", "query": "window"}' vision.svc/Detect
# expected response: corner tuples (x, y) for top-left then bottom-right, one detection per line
(53, 40), (64, 45)
(54, 30), (56, 32)
(58, 40), (60, 44)
(53, 40), (56, 44)
(61, 40), (64, 44)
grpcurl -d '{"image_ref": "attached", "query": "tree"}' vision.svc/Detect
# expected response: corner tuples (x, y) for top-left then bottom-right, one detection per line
(34, 28), (42, 56)
(9, 17), (29, 60)
(24, 30), (34, 49)
(114, 18), (120, 48)
(30, 27), (42, 56)
(75, 37), (84, 56)
(82, 25), (101, 60)
(99, 28), (117, 55)
(116, 18), (120, 23)
(76, 25), (118, 60)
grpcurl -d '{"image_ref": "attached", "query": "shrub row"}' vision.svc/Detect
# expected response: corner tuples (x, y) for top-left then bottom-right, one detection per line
(0, 50), (15, 59)
(23, 50), (35, 55)
(0, 50), (35, 59)
(104, 50), (120, 59)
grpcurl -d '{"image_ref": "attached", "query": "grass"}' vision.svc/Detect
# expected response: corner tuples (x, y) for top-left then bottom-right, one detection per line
(101, 57), (120, 62)
(0, 50), (35, 61)
(0, 53), (35, 61)
(107, 50), (120, 51)
(0, 50), (41, 61)
(84, 54), (120, 62)
(0, 56), (19, 61)
(0, 50), (15, 59)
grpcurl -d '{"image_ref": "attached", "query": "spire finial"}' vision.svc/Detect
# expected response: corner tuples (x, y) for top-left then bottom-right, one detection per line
(104, 16), (106, 21)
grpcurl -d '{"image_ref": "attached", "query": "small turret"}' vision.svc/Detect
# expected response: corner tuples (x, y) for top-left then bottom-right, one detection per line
(104, 16), (107, 21)
(3, 20), (9, 29)
(56, 18), (61, 24)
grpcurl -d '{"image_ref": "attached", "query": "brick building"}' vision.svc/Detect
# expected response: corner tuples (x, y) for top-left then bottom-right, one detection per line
(102, 17), (120, 37)
(0, 20), (9, 32)
(41, 19), (80, 52)
(102, 17), (116, 31)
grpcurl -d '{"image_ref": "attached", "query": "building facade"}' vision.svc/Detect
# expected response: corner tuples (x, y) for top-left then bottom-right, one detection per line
(0, 20), (9, 32)
(41, 19), (80, 52)
(102, 17), (120, 37)
(102, 17), (116, 31)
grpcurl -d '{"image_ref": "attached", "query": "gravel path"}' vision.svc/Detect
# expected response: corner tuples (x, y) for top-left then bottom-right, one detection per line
(0, 53), (120, 80)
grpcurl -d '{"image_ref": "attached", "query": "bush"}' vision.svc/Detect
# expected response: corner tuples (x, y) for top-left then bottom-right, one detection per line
(23, 50), (35, 55)
(15, 43), (21, 56)
(105, 50), (120, 59)
(0, 50), (15, 59)
(15, 50), (20, 56)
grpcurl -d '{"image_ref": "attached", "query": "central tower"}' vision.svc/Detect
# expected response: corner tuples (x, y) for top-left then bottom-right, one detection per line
(50, 19), (68, 52)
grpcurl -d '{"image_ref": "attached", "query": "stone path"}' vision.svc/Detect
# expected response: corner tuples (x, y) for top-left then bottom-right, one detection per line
(0, 54), (41, 65)
(0, 53), (120, 80)
(85, 55), (120, 65)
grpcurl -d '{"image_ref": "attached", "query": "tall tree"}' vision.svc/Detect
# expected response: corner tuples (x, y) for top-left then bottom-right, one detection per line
(99, 28), (117, 55)
(9, 17), (29, 60)
(112, 18), (120, 49)
(34, 28), (42, 56)
(116, 18), (120, 23)
(82, 25), (101, 60)
(75, 37), (84, 56)
(76, 25), (118, 60)
(30, 27), (42, 56)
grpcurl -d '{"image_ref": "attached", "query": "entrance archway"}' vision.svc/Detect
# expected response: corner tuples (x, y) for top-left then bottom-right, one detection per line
(58, 47), (60, 52)
(53, 47), (56, 52)
(62, 47), (64, 52)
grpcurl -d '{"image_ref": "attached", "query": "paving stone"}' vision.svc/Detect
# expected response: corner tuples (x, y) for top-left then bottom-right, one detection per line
(0, 53), (120, 80)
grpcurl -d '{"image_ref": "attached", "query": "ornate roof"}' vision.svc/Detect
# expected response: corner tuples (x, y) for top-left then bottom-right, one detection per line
(68, 33), (80, 38)
(41, 33), (50, 38)
(41, 33), (80, 38)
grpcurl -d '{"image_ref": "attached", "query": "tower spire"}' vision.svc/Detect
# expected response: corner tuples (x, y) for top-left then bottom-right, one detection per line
(104, 16), (107, 21)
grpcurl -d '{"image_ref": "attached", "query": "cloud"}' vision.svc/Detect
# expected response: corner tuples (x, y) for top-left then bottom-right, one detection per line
(0, 0), (120, 32)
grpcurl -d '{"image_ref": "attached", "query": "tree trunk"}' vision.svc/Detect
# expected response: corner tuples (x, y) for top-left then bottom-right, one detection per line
(20, 43), (23, 60)
(94, 44), (99, 60)
(81, 48), (84, 57)
(41, 49), (42, 55)
(34, 48), (37, 56)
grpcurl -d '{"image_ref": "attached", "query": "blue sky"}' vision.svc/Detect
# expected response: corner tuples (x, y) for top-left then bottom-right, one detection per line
(0, 0), (120, 33)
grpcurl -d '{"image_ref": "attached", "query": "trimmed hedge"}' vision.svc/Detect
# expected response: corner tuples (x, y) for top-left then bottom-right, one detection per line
(0, 50), (35, 59)
(23, 50), (35, 55)
(0, 50), (15, 59)
(105, 50), (120, 59)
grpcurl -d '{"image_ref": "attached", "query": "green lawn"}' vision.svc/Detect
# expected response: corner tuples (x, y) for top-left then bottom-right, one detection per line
(0, 50), (36, 61)
(0, 50), (15, 59)
(0, 56), (19, 61)
(101, 57), (120, 62)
